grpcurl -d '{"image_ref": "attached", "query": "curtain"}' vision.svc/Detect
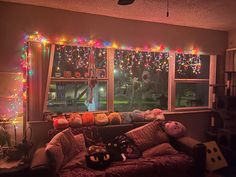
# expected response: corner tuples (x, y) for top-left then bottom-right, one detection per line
(28, 42), (51, 121)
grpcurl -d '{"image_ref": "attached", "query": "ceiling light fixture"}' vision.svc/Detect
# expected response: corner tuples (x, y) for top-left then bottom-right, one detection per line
(117, 0), (135, 5)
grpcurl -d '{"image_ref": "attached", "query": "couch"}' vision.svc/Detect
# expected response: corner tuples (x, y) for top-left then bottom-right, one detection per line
(30, 121), (206, 177)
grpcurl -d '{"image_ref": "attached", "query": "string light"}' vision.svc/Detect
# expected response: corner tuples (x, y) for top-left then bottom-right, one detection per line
(22, 31), (200, 54)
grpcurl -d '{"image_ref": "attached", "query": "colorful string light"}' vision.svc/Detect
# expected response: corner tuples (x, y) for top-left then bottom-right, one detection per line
(23, 31), (199, 54)
(19, 31), (201, 110)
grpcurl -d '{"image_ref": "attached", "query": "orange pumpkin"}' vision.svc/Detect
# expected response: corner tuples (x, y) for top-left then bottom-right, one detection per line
(81, 112), (95, 126)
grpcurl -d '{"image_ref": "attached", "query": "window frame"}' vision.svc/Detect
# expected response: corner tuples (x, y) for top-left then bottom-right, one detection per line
(43, 46), (216, 113)
(168, 52), (216, 111)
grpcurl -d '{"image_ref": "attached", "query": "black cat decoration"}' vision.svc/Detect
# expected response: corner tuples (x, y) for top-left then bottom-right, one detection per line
(85, 152), (111, 169)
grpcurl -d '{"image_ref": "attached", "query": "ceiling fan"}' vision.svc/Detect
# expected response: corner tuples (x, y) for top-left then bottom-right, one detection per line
(117, 0), (135, 5)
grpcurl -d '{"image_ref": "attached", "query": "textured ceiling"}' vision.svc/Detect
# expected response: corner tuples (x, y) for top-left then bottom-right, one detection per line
(2, 0), (236, 31)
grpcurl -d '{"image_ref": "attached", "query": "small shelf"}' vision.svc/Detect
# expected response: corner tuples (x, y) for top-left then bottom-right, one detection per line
(51, 77), (108, 82)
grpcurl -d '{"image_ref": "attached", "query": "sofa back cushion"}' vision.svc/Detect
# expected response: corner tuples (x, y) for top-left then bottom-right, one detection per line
(125, 120), (168, 152)
(45, 128), (79, 172)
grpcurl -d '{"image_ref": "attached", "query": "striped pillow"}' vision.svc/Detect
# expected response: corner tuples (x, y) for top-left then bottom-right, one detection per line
(125, 121), (168, 151)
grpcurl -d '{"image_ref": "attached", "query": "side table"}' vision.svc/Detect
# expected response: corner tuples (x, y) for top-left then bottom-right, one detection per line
(0, 159), (30, 177)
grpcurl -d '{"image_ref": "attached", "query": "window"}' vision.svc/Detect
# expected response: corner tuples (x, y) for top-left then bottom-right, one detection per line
(47, 45), (108, 113)
(114, 50), (169, 111)
(174, 54), (212, 110)
(44, 44), (215, 113)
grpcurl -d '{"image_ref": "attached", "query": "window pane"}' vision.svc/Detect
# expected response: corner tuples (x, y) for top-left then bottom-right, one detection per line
(47, 81), (107, 113)
(114, 50), (169, 111)
(52, 45), (107, 78)
(175, 54), (210, 79)
(175, 83), (209, 107)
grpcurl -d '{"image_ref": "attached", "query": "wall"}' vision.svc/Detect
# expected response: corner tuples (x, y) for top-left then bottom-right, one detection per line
(0, 2), (228, 72)
(0, 2), (225, 145)
(228, 29), (236, 48)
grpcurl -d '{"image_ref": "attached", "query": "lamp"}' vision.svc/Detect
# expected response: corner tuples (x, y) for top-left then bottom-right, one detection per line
(117, 0), (135, 5)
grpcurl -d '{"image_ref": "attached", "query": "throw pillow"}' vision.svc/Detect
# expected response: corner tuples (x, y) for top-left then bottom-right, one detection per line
(142, 143), (177, 157)
(95, 113), (109, 126)
(164, 121), (186, 138)
(125, 120), (169, 152)
(108, 112), (122, 125)
(62, 133), (87, 170)
(45, 128), (79, 172)
(53, 115), (69, 130)
(81, 112), (95, 126)
(71, 126), (103, 147)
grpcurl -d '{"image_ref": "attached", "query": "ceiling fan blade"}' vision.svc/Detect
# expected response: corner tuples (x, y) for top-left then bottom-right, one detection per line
(117, 0), (135, 5)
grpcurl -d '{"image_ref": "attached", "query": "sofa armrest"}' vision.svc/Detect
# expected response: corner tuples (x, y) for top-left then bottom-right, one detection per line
(30, 147), (54, 177)
(170, 136), (206, 177)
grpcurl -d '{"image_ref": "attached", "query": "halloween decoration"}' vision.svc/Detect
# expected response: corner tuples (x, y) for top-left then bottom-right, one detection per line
(106, 142), (126, 162)
(113, 135), (141, 159)
(165, 121), (186, 138)
(53, 116), (69, 130)
(120, 112), (132, 124)
(108, 112), (122, 125)
(88, 47), (97, 103)
(131, 110), (145, 122)
(86, 145), (110, 169)
(68, 112), (82, 128)
(86, 152), (111, 169)
(95, 113), (109, 126)
(81, 112), (95, 126)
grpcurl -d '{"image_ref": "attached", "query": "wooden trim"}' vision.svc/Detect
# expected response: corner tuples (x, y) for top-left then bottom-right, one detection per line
(107, 48), (115, 112)
(164, 109), (211, 114)
(209, 55), (217, 108)
(175, 79), (209, 82)
(174, 106), (210, 111)
(43, 44), (55, 112)
(226, 48), (236, 51)
(168, 52), (175, 111)
(51, 77), (108, 82)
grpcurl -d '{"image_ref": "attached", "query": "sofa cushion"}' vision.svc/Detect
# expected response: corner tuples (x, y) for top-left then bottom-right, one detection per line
(59, 152), (195, 177)
(142, 143), (177, 157)
(125, 120), (168, 151)
(45, 128), (79, 172)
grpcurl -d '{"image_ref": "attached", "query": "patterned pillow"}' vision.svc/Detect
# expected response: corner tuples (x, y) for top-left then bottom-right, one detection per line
(125, 120), (169, 152)
(164, 121), (186, 138)
(45, 128), (78, 172)
(48, 126), (103, 148)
